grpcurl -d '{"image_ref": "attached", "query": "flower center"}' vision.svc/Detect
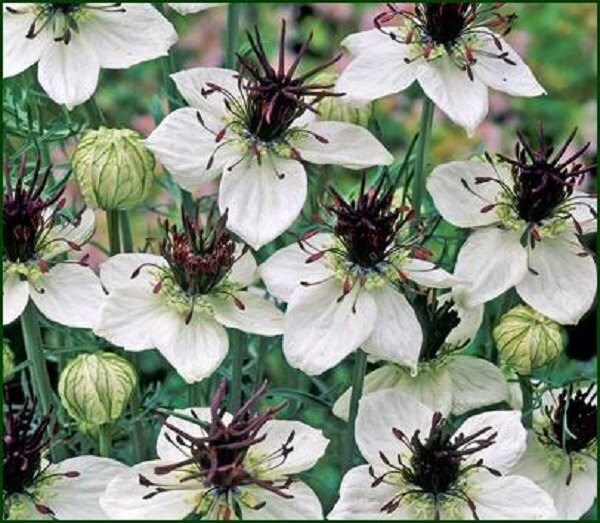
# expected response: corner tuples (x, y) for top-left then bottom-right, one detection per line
(371, 412), (499, 519)
(196, 22), (341, 171)
(6, 3), (125, 44)
(415, 295), (461, 362)
(374, 3), (517, 80)
(142, 380), (295, 519)
(545, 385), (597, 454)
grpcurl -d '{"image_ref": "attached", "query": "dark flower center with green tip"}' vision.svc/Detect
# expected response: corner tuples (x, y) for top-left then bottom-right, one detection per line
(141, 380), (296, 519)
(545, 385), (597, 454)
(371, 412), (500, 519)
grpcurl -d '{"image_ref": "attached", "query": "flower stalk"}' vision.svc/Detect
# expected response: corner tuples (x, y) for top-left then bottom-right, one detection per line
(342, 348), (367, 471)
(228, 330), (245, 412)
(412, 96), (435, 220)
(106, 209), (121, 255)
(98, 423), (112, 458)
(519, 374), (534, 428)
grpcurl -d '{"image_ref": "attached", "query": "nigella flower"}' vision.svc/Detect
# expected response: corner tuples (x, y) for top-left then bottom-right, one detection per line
(145, 22), (393, 250)
(100, 379), (329, 520)
(427, 127), (597, 325)
(3, 392), (126, 520)
(329, 389), (557, 520)
(512, 384), (597, 519)
(3, 3), (177, 108)
(95, 204), (283, 383)
(336, 3), (545, 134)
(2, 155), (104, 328)
(259, 175), (454, 376)
(333, 293), (509, 419)
(167, 3), (222, 15)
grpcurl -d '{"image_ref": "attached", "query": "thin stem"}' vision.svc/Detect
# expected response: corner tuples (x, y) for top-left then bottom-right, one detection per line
(97, 424), (112, 458)
(342, 349), (368, 471)
(412, 97), (435, 219)
(254, 337), (269, 385)
(225, 4), (240, 70)
(106, 209), (121, 255)
(519, 374), (534, 428)
(127, 352), (146, 462)
(120, 211), (134, 253)
(229, 330), (245, 412)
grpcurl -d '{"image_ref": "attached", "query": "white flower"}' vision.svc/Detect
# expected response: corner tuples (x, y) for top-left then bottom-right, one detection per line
(427, 130), (597, 325)
(336, 3), (545, 134)
(259, 178), (454, 376)
(100, 381), (328, 520)
(511, 385), (597, 519)
(3, 3), (177, 108)
(145, 24), (392, 250)
(167, 3), (222, 15)
(329, 389), (557, 520)
(3, 158), (103, 328)
(94, 210), (283, 383)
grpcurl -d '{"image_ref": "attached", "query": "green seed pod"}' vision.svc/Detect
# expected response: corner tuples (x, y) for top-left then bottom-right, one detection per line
(3, 339), (15, 383)
(493, 305), (564, 375)
(314, 72), (373, 127)
(72, 127), (155, 210)
(58, 351), (137, 428)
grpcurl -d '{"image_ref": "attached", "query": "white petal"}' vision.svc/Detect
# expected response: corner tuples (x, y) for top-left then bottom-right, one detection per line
(168, 3), (222, 15)
(100, 460), (199, 520)
(328, 465), (403, 520)
(570, 192), (597, 234)
(446, 355), (509, 415)
(470, 472), (557, 520)
(145, 107), (233, 192)
(473, 32), (546, 97)
(333, 365), (403, 420)
(453, 227), (528, 308)
(209, 291), (283, 336)
(512, 434), (596, 519)
(362, 285), (422, 372)
(228, 246), (257, 287)
(340, 28), (399, 56)
(293, 121), (393, 168)
(417, 59), (488, 135)
(170, 67), (239, 116)
(219, 155), (307, 250)
(516, 232), (597, 324)
(427, 161), (504, 228)
(258, 234), (334, 302)
(443, 294), (484, 347)
(99, 253), (166, 292)
(37, 32), (100, 108)
(283, 280), (377, 375)
(241, 481), (324, 520)
(30, 264), (104, 329)
(85, 4), (176, 69)
(248, 419), (329, 478)
(44, 208), (96, 260)
(457, 410), (525, 473)
(45, 456), (129, 520)
(2, 6), (48, 78)
(155, 312), (228, 383)
(356, 388), (434, 468)
(335, 40), (421, 103)
(156, 407), (217, 461)
(401, 258), (453, 288)
(95, 282), (170, 350)
(2, 273), (29, 325)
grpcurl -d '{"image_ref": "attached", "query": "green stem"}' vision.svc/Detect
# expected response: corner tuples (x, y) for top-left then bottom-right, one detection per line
(342, 349), (368, 471)
(127, 352), (146, 462)
(119, 211), (134, 253)
(98, 424), (112, 458)
(106, 209), (121, 255)
(229, 331), (245, 412)
(225, 4), (240, 69)
(412, 97), (435, 220)
(519, 374), (533, 428)
(254, 337), (268, 385)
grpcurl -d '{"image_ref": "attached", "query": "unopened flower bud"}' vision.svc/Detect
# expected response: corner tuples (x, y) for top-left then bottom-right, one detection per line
(315, 72), (373, 127)
(3, 339), (14, 382)
(493, 305), (564, 375)
(58, 351), (137, 428)
(72, 127), (155, 210)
